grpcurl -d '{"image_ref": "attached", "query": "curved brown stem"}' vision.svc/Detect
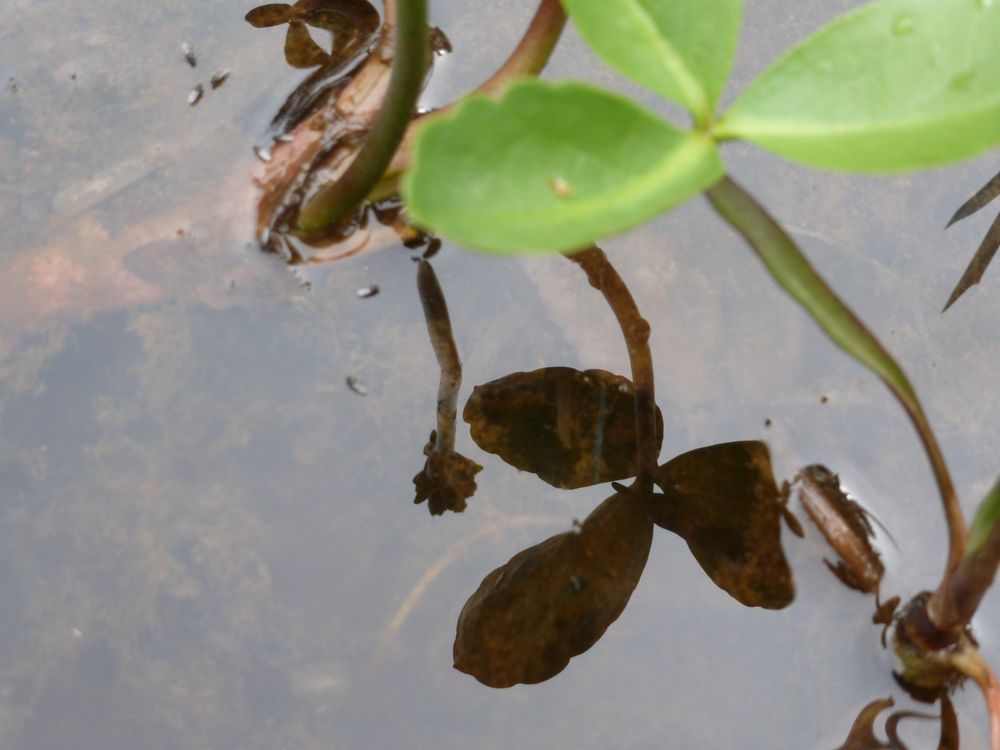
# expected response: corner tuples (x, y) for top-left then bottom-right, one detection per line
(417, 260), (461, 454)
(950, 638), (1000, 750)
(564, 246), (657, 489)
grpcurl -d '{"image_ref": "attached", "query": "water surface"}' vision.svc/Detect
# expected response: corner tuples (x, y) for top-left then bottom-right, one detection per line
(1, 1), (998, 748)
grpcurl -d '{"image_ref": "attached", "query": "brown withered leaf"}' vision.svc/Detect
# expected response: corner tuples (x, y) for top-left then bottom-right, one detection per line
(245, 3), (294, 27)
(285, 21), (330, 68)
(245, 0), (380, 69)
(463, 367), (663, 489)
(942, 208), (1000, 312)
(947, 168), (1000, 227)
(653, 441), (794, 609)
(943, 167), (1000, 311)
(833, 696), (942, 750)
(836, 697), (905, 749)
(453, 491), (653, 687)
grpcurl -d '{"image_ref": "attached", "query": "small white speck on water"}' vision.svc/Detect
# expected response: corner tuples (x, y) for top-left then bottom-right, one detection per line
(253, 145), (272, 163)
(188, 84), (204, 106)
(356, 285), (380, 298)
(181, 42), (197, 67)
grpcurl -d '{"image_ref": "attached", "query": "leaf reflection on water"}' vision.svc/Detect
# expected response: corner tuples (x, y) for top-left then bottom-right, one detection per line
(453, 489), (653, 688)
(654, 441), (795, 610)
(463, 367), (663, 490)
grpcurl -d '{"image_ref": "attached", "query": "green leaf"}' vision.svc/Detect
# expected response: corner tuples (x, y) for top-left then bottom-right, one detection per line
(403, 81), (723, 254)
(560, 0), (742, 121)
(716, 0), (1000, 172)
(968, 475), (1000, 555)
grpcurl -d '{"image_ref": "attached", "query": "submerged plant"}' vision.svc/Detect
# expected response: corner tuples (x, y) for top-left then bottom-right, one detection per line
(254, 0), (1000, 743)
(400, 0), (1000, 701)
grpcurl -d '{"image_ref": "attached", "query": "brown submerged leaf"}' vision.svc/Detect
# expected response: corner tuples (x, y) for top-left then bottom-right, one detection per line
(837, 697), (904, 749)
(653, 441), (794, 609)
(833, 695), (945, 750)
(453, 491), (653, 687)
(285, 21), (331, 68)
(245, 3), (294, 27)
(463, 367), (663, 489)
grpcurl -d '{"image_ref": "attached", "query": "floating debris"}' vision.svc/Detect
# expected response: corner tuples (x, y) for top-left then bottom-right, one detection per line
(188, 84), (204, 106)
(430, 27), (453, 55)
(356, 285), (379, 298)
(253, 145), (272, 163)
(210, 69), (230, 89)
(423, 238), (442, 259)
(346, 376), (368, 396)
(182, 42), (197, 68)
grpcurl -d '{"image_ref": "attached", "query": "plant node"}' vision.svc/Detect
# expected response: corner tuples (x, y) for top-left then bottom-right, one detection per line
(893, 592), (967, 694)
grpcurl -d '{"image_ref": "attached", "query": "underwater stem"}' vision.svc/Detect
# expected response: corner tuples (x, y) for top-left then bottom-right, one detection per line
(705, 176), (966, 595)
(566, 246), (658, 489)
(951, 639), (1000, 750)
(295, 0), (428, 233)
(929, 486), (1000, 634)
(417, 260), (461, 454)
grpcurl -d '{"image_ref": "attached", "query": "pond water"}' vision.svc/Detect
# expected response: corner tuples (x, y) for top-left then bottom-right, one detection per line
(1, 1), (998, 748)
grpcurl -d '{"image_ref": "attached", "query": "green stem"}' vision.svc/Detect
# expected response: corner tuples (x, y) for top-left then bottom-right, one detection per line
(295, 0), (428, 234)
(371, 0), (568, 201)
(705, 176), (966, 592)
(929, 480), (1000, 633)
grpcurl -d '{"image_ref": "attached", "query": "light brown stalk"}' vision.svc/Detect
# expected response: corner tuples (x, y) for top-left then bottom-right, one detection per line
(950, 638), (1000, 750)
(565, 246), (657, 489)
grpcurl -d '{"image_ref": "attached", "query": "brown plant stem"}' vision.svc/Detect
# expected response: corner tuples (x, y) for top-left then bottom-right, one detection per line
(950, 638), (1000, 750)
(565, 246), (658, 489)
(417, 260), (461, 454)
(371, 0), (568, 200)
(294, 0), (428, 234)
(929, 504), (1000, 635)
(706, 177), (966, 601)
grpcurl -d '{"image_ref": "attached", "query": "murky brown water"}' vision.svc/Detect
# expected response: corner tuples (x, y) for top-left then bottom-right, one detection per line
(1, 1), (998, 748)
